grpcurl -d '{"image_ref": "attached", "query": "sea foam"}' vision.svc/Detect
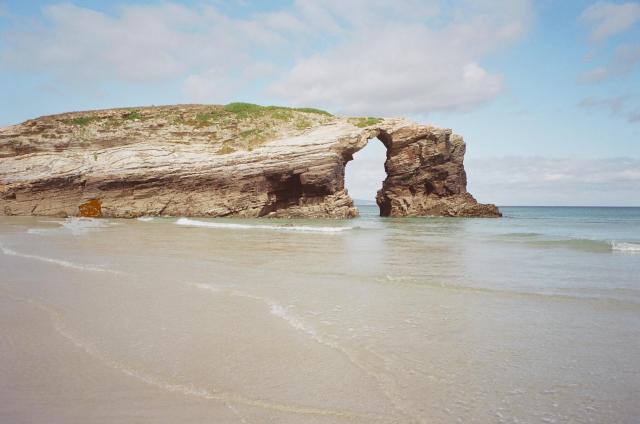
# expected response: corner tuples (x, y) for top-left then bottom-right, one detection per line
(175, 217), (351, 233)
(191, 283), (322, 341)
(269, 303), (319, 339)
(611, 242), (640, 252)
(27, 217), (111, 236)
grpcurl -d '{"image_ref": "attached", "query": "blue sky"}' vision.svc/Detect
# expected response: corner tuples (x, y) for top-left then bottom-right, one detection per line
(1, 0), (639, 205)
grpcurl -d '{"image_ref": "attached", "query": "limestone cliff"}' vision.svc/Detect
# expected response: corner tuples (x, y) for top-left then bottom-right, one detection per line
(0, 104), (500, 218)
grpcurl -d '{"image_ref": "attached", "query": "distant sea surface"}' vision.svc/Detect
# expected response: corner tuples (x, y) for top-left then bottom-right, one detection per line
(1, 206), (639, 423)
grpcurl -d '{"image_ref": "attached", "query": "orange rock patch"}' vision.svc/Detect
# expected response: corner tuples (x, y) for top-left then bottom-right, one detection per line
(78, 199), (102, 217)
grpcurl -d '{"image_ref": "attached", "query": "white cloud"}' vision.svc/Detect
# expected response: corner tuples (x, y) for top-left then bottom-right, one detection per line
(466, 157), (640, 206)
(344, 138), (388, 200)
(270, 1), (531, 115)
(0, 1), (532, 114)
(0, 3), (265, 87)
(345, 150), (640, 205)
(579, 1), (640, 42)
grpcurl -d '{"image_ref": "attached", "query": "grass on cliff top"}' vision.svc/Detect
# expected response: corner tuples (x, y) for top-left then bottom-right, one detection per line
(64, 109), (144, 127)
(64, 116), (95, 126)
(123, 110), (141, 120)
(349, 117), (384, 128)
(223, 102), (332, 117)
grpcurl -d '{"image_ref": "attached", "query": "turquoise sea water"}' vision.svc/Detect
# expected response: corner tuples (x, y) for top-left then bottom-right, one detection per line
(0, 206), (639, 423)
(350, 204), (640, 302)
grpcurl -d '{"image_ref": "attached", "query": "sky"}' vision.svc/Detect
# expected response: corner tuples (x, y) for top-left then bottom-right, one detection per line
(1, 0), (639, 206)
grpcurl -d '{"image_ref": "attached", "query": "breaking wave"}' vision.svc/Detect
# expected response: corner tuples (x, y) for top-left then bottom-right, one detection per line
(496, 232), (640, 254)
(611, 242), (640, 252)
(175, 217), (352, 233)
(136, 217), (155, 222)
(27, 217), (111, 236)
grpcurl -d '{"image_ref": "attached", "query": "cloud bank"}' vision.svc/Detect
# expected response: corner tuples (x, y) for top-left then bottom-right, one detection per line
(467, 157), (640, 206)
(0, 0), (532, 116)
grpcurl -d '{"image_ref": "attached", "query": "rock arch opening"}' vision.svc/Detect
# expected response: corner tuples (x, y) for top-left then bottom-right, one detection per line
(344, 135), (389, 216)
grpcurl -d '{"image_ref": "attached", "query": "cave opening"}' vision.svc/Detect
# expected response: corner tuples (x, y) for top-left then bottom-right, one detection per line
(344, 136), (388, 216)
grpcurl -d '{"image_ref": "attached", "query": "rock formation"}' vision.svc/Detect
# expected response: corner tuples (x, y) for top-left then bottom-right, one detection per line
(0, 104), (500, 218)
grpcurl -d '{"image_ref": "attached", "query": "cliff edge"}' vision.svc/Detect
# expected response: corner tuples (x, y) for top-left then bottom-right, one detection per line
(0, 103), (500, 218)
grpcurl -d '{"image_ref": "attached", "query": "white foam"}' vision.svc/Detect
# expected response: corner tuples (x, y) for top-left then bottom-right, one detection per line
(191, 282), (222, 293)
(27, 217), (111, 236)
(0, 244), (116, 273)
(27, 228), (57, 235)
(269, 303), (319, 338)
(175, 217), (351, 233)
(136, 217), (155, 222)
(190, 283), (322, 341)
(611, 242), (640, 252)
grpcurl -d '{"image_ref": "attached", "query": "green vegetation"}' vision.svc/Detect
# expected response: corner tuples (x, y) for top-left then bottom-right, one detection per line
(269, 108), (294, 121)
(223, 102), (265, 116)
(239, 128), (271, 150)
(195, 109), (226, 122)
(223, 102), (332, 119)
(51, 103), (335, 154)
(123, 110), (141, 120)
(239, 128), (263, 139)
(174, 110), (221, 128)
(65, 116), (94, 126)
(349, 117), (384, 128)
(295, 119), (311, 130)
(195, 113), (212, 122)
(292, 107), (332, 116)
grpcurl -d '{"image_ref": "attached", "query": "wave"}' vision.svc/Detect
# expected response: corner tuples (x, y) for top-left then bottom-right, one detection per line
(136, 217), (155, 222)
(494, 232), (640, 254)
(27, 217), (111, 236)
(611, 242), (640, 252)
(175, 217), (352, 233)
(190, 283), (320, 340)
(528, 238), (613, 252)
(269, 303), (320, 340)
(528, 238), (640, 253)
(0, 244), (117, 273)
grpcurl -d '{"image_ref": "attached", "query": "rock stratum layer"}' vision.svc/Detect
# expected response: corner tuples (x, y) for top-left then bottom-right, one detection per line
(0, 104), (500, 218)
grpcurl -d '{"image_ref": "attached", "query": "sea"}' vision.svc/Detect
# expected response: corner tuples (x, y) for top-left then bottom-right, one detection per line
(0, 205), (639, 423)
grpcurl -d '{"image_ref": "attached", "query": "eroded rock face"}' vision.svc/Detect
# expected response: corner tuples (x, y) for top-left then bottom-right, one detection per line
(0, 105), (500, 218)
